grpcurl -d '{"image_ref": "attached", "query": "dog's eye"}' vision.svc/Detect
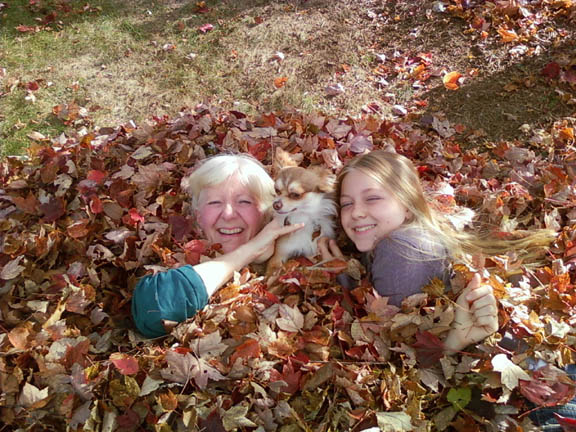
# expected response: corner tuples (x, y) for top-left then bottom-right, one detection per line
(288, 192), (301, 200)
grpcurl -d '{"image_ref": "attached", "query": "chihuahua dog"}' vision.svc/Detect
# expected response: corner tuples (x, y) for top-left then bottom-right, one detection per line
(266, 148), (337, 275)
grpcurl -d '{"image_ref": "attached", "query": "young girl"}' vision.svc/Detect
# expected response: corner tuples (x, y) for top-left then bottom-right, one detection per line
(319, 150), (553, 351)
(318, 150), (573, 428)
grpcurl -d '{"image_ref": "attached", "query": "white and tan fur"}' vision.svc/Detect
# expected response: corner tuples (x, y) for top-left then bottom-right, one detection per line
(266, 148), (337, 275)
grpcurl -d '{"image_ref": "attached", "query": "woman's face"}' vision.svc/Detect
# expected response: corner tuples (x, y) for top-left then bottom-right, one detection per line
(340, 169), (411, 252)
(197, 174), (265, 253)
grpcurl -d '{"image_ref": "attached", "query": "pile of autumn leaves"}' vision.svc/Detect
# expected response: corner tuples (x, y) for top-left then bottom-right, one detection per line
(1, 106), (576, 431)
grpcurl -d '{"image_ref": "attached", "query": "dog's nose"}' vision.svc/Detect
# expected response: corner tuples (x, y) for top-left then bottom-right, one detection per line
(273, 200), (283, 211)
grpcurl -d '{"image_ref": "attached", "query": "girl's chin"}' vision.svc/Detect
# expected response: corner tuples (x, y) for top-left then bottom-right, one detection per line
(352, 239), (376, 253)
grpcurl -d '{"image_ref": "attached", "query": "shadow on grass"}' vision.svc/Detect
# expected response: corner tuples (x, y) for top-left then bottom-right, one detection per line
(420, 38), (575, 143)
(1, 0), (332, 40)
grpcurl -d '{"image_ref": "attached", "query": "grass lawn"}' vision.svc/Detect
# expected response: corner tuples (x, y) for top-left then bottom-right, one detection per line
(1, 0), (574, 156)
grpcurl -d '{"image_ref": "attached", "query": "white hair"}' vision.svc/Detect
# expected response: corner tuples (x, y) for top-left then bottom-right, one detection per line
(184, 154), (275, 213)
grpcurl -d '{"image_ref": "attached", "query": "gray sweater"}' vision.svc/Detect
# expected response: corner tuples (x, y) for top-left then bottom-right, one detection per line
(368, 228), (449, 305)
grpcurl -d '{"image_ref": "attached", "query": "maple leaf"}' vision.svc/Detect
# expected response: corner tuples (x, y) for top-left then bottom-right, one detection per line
(18, 383), (50, 408)
(161, 349), (224, 389)
(443, 71), (463, 90)
(491, 353), (531, 391)
(230, 338), (261, 366)
(376, 411), (413, 431)
(276, 304), (304, 333)
(412, 331), (445, 368)
(110, 353), (139, 375)
(190, 330), (227, 358)
(1, 256), (25, 280)
(222, 403), (257, 430)
(519, 364), (576, 407)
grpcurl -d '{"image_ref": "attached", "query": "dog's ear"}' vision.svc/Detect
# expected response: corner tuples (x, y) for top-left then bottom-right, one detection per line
(272, 147), (302, 175)
(309, 166), (336, 193)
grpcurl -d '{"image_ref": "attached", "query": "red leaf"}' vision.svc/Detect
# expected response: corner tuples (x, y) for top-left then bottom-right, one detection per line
(230, 339), (261, 366)
(87, 170), (107, 184)
(90, 196), (103, 214)
(110, 354), (140, 375)
(169, 215), (192, 241)
(519, 365), (576, 407)
(26, 81), (40, 91)
(39, 197), (66, 223)
(412, 331), (445, 368)
(124, 208), (145, 226)
(117, 409), (141, 428)
(541, 62), (561, 79)
(270, 360), (301, 394)
(554, 413), (576, 432)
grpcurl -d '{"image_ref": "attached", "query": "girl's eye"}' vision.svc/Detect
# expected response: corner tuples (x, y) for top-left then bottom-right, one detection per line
(289, 192), (301, 200)
(207, 201), (221, 205)
(340, 202), (352, 208)
(367, 196), (382, 202)
(239, 200), (252, 205)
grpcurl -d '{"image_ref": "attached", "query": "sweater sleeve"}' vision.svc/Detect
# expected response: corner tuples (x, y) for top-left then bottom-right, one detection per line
(371, 230), (447, 307)
(131, 265), (209, 338)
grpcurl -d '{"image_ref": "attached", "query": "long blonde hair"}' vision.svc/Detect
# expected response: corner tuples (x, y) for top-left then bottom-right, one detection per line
(337, 150), (555, 264)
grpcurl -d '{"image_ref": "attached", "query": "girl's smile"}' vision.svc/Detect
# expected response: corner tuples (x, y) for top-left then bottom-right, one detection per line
(340, 169), (411, 252)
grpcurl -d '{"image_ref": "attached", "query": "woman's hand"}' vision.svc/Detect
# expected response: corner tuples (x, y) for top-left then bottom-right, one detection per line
(444, 273), (499, 353)
(249, 218), (305, 264)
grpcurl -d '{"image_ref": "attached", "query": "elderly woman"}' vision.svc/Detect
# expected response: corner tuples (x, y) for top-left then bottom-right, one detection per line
(132, 154), (303, 338)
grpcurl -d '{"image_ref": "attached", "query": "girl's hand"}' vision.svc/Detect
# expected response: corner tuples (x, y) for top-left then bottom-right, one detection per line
(249, 218), (305, 264)
(318, 237), (347, 271)
(318, 237), (344, 260)
(444, 274), (499, 353)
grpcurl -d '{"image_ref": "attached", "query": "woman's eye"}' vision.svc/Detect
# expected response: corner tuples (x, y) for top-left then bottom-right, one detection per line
(207, 201), (221, 205)
(367, 196), (382, 202)
(239, 200), (252, 205)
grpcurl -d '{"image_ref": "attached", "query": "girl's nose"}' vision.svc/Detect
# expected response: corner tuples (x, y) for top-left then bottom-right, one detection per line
(351, 203), (366, 219)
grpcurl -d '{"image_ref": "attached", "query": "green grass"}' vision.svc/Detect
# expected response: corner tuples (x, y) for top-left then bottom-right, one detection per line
(1, 0), (389, 156)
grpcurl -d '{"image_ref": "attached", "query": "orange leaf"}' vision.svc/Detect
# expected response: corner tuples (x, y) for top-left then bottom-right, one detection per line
(274, 77), (288, 88)
(443, 71), (462, 90)
(498, 28), (518, 43)
(560, 127), (574, 140)
(230, 338), (261, 365)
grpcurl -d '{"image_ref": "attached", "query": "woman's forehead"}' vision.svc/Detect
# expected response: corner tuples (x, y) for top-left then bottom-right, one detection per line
(199, 178), (255, 198)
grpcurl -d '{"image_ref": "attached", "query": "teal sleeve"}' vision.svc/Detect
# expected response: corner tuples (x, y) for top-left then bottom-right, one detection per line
(131, 265), (209, 338)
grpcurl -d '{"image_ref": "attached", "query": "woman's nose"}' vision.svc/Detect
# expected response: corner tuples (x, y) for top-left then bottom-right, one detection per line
(222, 202), (236, 218)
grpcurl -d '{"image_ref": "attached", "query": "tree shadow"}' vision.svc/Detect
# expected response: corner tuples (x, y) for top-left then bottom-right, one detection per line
(419, 35), (575, 143)
(1, 0), (332, 40)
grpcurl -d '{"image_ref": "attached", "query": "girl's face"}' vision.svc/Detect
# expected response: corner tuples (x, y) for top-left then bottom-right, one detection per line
(340, 169), (411, 252)
(197, 174), (265, 253)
